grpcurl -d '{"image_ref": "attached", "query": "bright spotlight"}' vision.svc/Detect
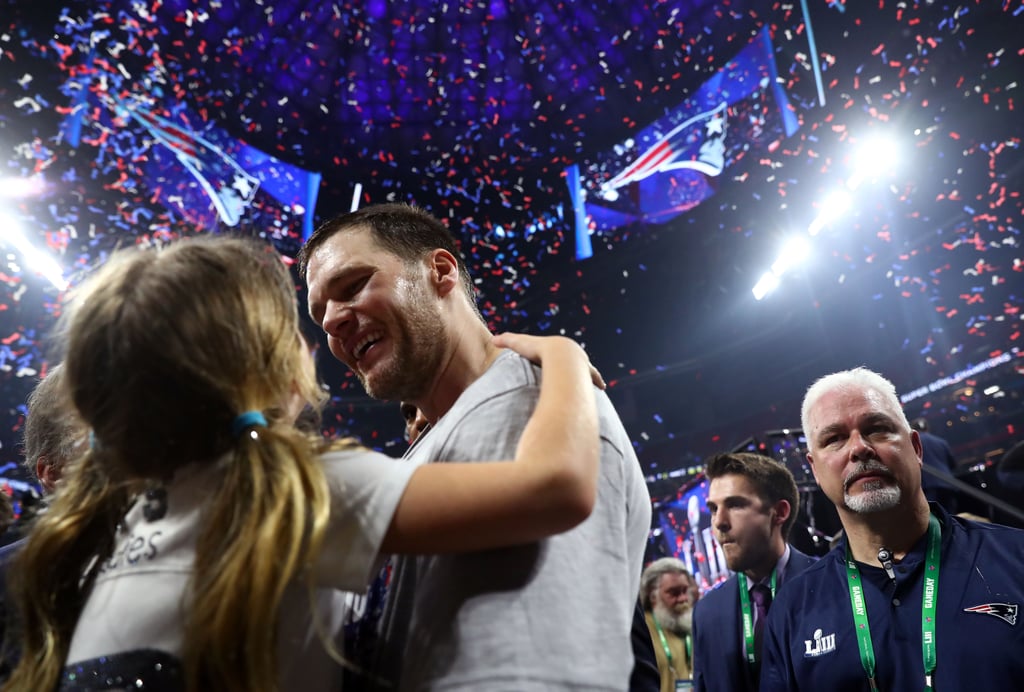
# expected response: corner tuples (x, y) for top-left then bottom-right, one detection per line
(856, 137), (899, 174)
(808, 189), (852, 236)
(752, 271), (780, 301)
(0, 175), (47, 199)
(0, 212), (69, 290)
(771, 236), (811, 275)
(849, 136), (899, 189)
(820, 189), (852, 219)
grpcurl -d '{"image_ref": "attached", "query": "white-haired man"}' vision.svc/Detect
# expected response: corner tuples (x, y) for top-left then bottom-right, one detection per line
(641, 557), (696, 691)
(761, 367), (1024, 691)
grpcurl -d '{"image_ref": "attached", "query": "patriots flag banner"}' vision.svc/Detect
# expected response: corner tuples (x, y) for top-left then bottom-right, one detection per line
(566, 26), (799, 260)
(63, 90), (322, 240)
(125, 99), (322, 239)
(123, 100), (261, 228)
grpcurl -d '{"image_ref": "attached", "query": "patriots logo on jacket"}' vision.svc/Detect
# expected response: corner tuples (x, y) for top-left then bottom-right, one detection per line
(963, 603), (1018, 626)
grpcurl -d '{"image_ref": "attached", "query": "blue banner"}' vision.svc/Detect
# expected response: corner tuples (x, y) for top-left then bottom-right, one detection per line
(64, 90), (321, 239)
(567, 26), (799, 259)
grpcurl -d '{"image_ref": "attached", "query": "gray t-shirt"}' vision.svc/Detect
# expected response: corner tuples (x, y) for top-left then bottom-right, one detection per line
(67, 447), (417, 691)
(373, 350), (651, 691)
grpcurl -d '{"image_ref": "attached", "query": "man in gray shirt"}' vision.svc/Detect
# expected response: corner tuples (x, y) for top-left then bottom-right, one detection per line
(301, 203), (651, 690)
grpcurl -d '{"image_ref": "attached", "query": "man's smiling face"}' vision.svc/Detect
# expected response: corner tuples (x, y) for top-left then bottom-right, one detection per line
(305, 226), (447, 401)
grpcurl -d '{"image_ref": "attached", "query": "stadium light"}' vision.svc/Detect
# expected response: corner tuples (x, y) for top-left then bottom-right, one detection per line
(819, 189), (852, 219)
(0, 176), (47, 198)
(0, 212), (69, 291)
(753, 132), (902, 302)
(771, 236), (811, 276)
(808, 189), (852, 236)
(849, 136), (899, 189)
(752, 271), (780, 301)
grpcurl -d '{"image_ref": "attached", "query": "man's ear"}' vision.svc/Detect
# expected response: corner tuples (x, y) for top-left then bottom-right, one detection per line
(428, 249), (461, 297)
(36, 456), (59, 494)
(806, 451), (821, 486)
(772, 498), (792, 530)
(910, 429), (924, 467)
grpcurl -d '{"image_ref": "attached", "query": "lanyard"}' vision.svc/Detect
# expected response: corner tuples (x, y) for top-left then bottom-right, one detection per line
(652, 617), (691, 676)
(845, 513), (941, 692)
(737, 569), (777, 664)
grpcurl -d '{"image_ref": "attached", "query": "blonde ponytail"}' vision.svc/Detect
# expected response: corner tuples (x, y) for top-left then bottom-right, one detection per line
(183, 424), (331, 691)
(5, 450), (132, 691)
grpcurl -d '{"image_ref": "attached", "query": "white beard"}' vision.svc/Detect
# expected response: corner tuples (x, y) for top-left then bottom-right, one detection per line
(653, 600), (693, 636)
(842, 461), (902, 514)
(845, 480), (901, 513)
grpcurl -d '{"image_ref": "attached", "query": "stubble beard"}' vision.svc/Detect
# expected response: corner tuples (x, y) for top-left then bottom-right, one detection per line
(359, 296), (448, 402)
(722, 533), (770, 576)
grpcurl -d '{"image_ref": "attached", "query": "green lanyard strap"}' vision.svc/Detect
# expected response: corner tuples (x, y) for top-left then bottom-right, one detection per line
(845, 513), (941, 692)
(652, 617), (691, 676)
(737, 568), (777, 665)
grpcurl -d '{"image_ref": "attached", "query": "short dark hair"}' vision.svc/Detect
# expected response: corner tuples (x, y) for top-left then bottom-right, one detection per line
(400, 402), (418, 424)
(298, 203), (480, 317)
(705, 452), (800, 540)
(23, 364), (85, 483)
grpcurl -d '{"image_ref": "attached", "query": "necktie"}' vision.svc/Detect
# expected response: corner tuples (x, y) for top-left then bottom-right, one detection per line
(750, 583), (772, 656)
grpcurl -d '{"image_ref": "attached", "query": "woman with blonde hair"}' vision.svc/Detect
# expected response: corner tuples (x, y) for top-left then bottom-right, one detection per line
(5, 236), (602, 691)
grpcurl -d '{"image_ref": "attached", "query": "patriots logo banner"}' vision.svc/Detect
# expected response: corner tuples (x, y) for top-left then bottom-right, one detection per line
(566, 25), (798, 260)
(60, 72), (321, 240)
(599, 100), (729, 194)
(123, 99), (322, 238)
(964, 603), (1018, 626)
(123, 100), (260, 228)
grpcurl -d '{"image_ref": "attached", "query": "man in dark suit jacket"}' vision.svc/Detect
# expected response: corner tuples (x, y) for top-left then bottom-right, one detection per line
(629, 599), (662, 692)
(691, 452), (816, 692)
(911, 418), (959, 513)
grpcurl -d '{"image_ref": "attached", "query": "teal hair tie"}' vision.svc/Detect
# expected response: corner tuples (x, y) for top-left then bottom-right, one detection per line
(232, 411), (268, 438)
